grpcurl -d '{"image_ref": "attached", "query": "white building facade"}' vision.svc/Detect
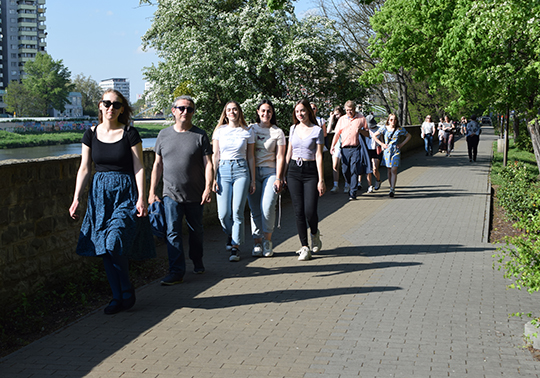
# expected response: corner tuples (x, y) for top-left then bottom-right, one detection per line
(99, 78), (130, 103)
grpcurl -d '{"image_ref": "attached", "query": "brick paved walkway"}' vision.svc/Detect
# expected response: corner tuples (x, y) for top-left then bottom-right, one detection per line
(2, 127), (539, 377)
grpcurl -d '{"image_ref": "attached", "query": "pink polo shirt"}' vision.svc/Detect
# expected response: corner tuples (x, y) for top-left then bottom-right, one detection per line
(334, 113), (367, 147)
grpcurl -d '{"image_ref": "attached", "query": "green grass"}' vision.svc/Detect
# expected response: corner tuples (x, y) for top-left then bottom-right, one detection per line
(491, 138), (539, 186)
(0, 122), (169, 149)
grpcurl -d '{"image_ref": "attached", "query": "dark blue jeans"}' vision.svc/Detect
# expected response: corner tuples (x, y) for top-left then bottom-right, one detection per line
(163, 196), (204, 277)
(341, 146), (360, 199)
(423, 134), (433, 153)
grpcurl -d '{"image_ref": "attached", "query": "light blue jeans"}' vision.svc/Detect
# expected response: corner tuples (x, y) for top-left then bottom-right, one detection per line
(216, 159), (250, 246)
(248, 166), (278, 239)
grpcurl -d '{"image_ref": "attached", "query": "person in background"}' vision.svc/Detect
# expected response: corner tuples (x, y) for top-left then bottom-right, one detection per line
(439, 115), (455, 157)
(69, 89), (155, 315)
(311, 102), (327, 141)
(212, 101), (256, 262)
(286, 99), (325, 261)
(466, 114), (481, 162)
(421, 115), (436, 156)
(327, 106), (346, 193)
(247, 99), (286, 258)
(149, 95), (213, 285)
(372, 113), (411, 197)
(365, 115), (382, 193)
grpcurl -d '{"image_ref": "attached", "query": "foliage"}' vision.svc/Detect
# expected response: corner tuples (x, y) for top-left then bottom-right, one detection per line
(494, 161), (540, 299)
(4, 81), (41, 117)
(142, 0), (363, 131)
(71, 74), (102, 117)
(491, 139), (539, 186)
(22, 53), (74, 116)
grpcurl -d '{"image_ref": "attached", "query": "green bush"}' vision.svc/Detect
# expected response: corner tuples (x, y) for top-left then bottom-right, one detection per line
(494, 161), (540, 298)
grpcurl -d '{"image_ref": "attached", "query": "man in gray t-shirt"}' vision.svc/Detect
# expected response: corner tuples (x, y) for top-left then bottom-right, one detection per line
(149, 95), (213, 285)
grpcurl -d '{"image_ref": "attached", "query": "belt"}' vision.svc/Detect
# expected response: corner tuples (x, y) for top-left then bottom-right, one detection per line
(341, 145), (358, 148)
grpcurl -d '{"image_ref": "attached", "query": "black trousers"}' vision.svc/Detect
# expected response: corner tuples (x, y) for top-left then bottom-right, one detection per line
(467, 134), (480, 161)
(287, 160), (319, 247)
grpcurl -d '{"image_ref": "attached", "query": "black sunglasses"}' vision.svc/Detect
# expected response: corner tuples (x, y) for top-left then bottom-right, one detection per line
(174, 106), (195, 114)
(101, 100), (123, 109)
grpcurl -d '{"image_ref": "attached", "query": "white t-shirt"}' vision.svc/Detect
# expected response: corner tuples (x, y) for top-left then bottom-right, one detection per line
(213, 125), (255, 160)
(249, 123), (286, 168)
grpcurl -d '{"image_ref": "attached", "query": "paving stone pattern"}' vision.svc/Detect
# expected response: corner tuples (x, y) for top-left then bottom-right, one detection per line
(1, 128), (539, 377)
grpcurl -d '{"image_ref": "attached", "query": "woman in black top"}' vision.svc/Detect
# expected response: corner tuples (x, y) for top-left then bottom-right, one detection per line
(69, 89), (154, 315)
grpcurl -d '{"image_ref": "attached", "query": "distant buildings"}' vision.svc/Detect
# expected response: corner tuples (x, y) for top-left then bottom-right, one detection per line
(49, 92), (83, 118)
(0, 0), (48, 114)
(99, 78), (130, 103)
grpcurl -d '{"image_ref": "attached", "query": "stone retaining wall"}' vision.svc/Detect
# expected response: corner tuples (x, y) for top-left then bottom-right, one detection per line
(0, 125), (421, 307)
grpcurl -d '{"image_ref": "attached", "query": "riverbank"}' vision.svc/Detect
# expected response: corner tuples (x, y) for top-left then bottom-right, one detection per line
(0, 122), (170, 149)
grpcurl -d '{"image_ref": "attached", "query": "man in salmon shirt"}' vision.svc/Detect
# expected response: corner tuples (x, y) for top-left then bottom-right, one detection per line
(330, 100), (369, 200)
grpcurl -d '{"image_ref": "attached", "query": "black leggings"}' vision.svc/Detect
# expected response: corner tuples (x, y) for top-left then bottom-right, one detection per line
(287, 160), (319, 247)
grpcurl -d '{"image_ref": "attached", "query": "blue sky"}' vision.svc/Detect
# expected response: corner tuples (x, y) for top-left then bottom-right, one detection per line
(45, 0), (318, 103)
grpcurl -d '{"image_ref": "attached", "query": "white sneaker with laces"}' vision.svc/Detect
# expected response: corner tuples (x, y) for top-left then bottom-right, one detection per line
(263, 240), (273, 257)
(367, 185), (374, 193)
(252, 243), (263, 257)
(297, 246), (311, 261)
(311, 229), (322, 253)
(330, 185), (339, 193)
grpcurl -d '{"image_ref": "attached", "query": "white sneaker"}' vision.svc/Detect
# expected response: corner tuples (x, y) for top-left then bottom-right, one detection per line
(330, 185), (339, 193)
(311, 229), (322, 253)
(344, 183), (350, 193)
(374, 181), (381, 190)
(367, 185), (374, 193)
(252, 243), (263, 257)
(297, 246), (311, 261)
(263, 240), (273, 257)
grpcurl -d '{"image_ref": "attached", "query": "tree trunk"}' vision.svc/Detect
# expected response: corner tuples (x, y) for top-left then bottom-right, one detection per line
(513, 113), (519, 139)
(528, 118), (540, 174)
(504, 106), (509, 167)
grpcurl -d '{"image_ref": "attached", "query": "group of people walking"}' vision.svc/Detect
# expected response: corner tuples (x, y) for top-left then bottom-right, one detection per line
(421, 114), (481, 161)
(68, 92), (415, 315)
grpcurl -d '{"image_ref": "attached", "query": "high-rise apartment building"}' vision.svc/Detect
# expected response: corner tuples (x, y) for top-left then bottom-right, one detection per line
(0, 0), (46, 87)
(99, 78), (130, 103)
(0, 0), (47, 113)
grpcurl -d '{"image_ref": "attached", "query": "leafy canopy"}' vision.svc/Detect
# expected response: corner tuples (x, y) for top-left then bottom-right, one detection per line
(142, 0), (363, 130)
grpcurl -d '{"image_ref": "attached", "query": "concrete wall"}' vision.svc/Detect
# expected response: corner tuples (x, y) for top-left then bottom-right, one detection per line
(0, 125), (422, 306)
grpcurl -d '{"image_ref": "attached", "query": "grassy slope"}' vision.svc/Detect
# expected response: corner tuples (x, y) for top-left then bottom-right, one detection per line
(0, 123), (169, 149)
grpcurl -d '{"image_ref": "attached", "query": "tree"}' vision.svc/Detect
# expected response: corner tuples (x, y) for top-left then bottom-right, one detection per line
(4, 81), (43, 117)
(71, 74), (102, 117)
(22, 53), (73, 116)
(141, 0), (363, 130)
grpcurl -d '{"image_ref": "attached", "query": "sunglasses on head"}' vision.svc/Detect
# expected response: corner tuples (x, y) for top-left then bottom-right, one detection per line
(101, 100), (123, 109)
(174, 106), (195, 113)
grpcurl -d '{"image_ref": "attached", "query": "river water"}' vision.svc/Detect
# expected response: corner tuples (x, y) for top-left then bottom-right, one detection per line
(0, 138), (158, 161)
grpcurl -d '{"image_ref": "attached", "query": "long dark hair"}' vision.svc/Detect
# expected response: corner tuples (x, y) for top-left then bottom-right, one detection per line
(292, 99), (317, 126)
(255, 99), (277, 126)
(98, 89), (133, 126)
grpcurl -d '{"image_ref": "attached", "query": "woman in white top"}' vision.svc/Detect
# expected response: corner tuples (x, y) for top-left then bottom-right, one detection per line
(212, 101), (256, 262)
(247, 99), (286, 257)
(421, 115), (436, 156)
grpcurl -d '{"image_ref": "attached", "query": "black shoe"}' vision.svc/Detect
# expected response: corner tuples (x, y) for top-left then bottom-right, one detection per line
(122, 287), (136, 310)
(193, 266), (206, 274)
(160, 273), (184, 286)
(104, 299), (123, 315)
